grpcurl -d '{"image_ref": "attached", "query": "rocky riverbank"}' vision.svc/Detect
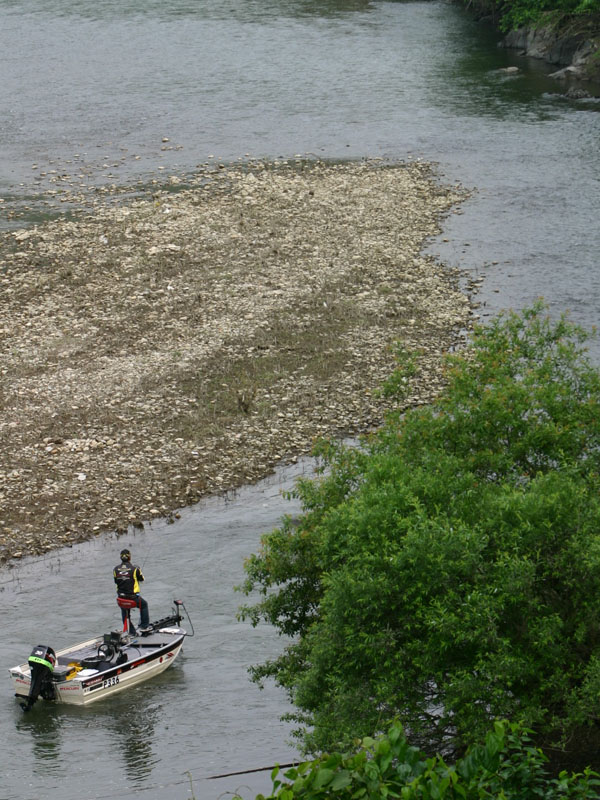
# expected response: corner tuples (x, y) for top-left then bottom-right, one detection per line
(501, 14), (600, 86)
(0, 160), (474, 567)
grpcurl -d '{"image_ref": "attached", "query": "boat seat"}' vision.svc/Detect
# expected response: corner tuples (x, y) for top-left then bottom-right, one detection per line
(116, 596), (139, 610)
(117, 595), (139, 634)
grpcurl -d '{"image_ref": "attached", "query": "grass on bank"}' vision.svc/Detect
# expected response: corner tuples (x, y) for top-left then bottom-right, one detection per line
(464, 0), (600, 36)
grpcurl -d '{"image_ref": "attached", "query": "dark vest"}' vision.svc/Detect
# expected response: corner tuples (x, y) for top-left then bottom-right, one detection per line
(114, 562), (137, 596)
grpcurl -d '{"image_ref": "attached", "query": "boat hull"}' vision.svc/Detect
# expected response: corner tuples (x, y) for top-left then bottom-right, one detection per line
(10, 627), (185, 706)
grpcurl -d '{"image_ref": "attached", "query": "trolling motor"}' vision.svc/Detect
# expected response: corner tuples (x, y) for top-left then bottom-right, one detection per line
(20, 645), (56, 712)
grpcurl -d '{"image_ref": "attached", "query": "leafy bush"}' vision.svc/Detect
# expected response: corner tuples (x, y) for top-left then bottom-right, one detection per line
(462, 0), (600, 31)
(240, 304), (600, 767)
(259, 721), (600, 800)
(499, 0), (600, 31)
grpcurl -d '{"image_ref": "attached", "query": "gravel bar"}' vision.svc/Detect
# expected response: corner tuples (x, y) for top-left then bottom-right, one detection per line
(0, 159), (473, 566)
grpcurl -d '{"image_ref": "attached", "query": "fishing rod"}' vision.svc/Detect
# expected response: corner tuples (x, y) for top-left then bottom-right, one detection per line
(139, 536), (155, 572)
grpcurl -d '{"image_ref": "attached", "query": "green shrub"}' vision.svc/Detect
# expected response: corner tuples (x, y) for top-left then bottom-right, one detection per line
(258, 721), (600, 800)
(464, 0), (600, 31)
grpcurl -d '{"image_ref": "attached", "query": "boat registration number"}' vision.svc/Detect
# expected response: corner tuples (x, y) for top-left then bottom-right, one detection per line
(103, 676), (120, 689)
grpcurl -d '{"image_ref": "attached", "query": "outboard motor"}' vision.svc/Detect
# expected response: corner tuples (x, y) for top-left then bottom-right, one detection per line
(20, 645), (56, 712)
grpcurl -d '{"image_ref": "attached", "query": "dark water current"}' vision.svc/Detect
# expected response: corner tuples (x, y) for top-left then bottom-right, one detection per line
(1, 1), (599, 797)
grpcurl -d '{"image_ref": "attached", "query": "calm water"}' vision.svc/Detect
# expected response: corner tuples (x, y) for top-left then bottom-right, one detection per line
(1, 1), (599, 798)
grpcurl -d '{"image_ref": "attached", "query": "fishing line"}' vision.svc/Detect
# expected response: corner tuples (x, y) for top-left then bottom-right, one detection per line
(139, 537), (155, 572)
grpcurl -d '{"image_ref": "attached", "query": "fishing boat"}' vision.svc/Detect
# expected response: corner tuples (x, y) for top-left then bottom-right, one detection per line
(9, 598), (190, 710)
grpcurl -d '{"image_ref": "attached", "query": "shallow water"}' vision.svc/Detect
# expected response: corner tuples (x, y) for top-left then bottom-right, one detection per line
(1, 1), (600, 797)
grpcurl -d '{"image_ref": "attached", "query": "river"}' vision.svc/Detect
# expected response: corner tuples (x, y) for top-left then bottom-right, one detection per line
(3, 460), (311, 800)
(1, 1), (599, 798)
(2, 0), (599, 350)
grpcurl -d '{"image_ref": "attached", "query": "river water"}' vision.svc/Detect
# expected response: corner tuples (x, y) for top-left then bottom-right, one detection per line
(1, 1), (599, 798)
(2, 460), (311, 800)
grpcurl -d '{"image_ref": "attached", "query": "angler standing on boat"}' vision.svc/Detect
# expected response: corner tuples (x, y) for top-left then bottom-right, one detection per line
(113, 548), (151, 631)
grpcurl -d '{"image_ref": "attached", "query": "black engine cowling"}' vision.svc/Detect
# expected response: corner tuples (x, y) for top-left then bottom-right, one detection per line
(20, 645), (57, 711)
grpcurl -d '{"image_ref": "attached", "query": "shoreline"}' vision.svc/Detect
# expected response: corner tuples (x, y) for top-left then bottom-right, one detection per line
(466, 2), (600, 89)
(0, 159), (474, 568)
(501, 20), (600, 87)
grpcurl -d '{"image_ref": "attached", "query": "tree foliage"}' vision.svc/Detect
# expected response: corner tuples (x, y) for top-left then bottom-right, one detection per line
(464, 0), (600, 32)
(239, 304), (600, 766)
(258, 721), (600, 800)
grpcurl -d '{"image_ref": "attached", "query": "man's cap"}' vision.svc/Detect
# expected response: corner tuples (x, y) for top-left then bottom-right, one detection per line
(120, 548), (131, 561)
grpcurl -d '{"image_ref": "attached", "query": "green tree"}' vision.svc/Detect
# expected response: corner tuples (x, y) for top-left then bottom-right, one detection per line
(239, 304), (600, 766)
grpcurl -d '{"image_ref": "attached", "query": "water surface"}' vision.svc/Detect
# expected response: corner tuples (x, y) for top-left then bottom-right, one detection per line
(2, 460), (313, 800)
(2, 1), (598, 354)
